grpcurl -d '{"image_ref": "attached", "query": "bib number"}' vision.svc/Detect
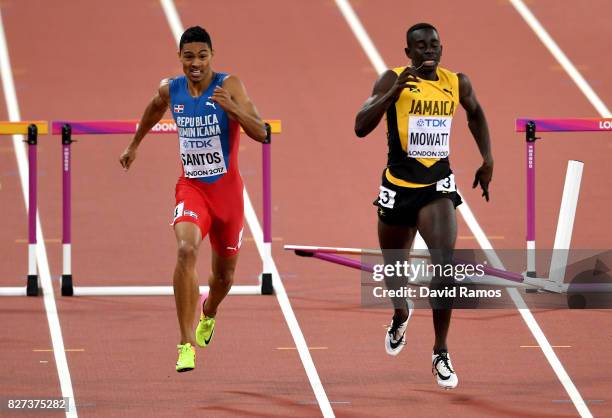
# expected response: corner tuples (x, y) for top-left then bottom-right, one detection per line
(378, 186), (397, 208)
(180, 135), (227, 178)
(407, 116), (452, 158)
(436, 174), (456, 192)
(172, 202), (184, 224)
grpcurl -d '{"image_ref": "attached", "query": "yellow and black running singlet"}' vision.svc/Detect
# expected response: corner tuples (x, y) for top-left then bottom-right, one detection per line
(385, 66), (459, 187)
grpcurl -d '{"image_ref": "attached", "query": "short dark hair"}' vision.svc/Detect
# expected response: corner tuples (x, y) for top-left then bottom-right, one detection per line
(179, 26), (212, 51)
(406, 23), (438, 46)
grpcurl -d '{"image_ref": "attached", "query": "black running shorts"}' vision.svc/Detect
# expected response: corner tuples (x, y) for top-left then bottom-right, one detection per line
(374, 172), (463, 227)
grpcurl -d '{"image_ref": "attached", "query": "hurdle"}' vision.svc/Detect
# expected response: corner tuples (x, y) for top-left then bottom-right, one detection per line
(284, 245), (553, 288)
(0, 121), (48, 296)
(284, 244), (612, 295)
(51, 119), (280, 297)
(515, 118), (610, 288)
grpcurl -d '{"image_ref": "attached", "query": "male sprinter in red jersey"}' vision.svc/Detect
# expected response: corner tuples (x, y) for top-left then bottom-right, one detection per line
(355, 23), (493, 389)
(119, 26), (267, 372)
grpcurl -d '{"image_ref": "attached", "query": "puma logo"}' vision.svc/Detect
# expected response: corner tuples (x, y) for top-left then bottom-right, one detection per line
(226, 228), (244, 251)
(205, 101), (216, 109)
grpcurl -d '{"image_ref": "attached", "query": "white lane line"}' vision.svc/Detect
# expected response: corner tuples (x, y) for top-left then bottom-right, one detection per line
(333, 0), (386, 74)
(0, 8), (78, 418)
(243, 193), (334, 418)
(334, 1), (592, 417)
(158, 2), (334, 417)
(159, 0), (184, 42)
(459, 200), (592, 418)
(509, 0), (611, 118)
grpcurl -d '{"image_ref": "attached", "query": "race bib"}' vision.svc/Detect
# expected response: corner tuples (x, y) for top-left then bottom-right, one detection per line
(436, 174), (456, 192)
(378, 186), (397, 208)
(172, 201), (184, 225)
(179, 135), (227, 178)
(407, 116), (452, 158)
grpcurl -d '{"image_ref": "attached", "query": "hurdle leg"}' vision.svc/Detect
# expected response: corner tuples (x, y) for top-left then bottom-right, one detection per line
(26, 124), (40, 296)
(546, 160), (583, 290)
(525, 121), (538, 278)
(259, 123), (274, 295)
(295, 250), (375, 273)
(61, 124), (74, 296)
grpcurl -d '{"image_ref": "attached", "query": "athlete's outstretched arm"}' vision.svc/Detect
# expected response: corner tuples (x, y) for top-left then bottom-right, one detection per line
(355, 67), (420, 137)
(458, 73), (493, 201)
(212, 76), (267, 142)
(119, 80), (170, 170)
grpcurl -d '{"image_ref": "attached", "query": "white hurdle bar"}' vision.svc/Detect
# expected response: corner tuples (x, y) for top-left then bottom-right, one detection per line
(0, 287), (29, 296)
(72, 285), (262, 297)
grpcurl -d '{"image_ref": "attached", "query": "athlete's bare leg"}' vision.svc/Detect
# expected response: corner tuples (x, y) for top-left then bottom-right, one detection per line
(202, 250), (238, 318)
(173, 222), (202, 346)
(378, 220), (417, 321)
(416, 198), (457, 353)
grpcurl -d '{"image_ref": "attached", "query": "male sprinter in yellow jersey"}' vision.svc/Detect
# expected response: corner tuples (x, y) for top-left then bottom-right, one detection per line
(355, 23), (493, 389)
